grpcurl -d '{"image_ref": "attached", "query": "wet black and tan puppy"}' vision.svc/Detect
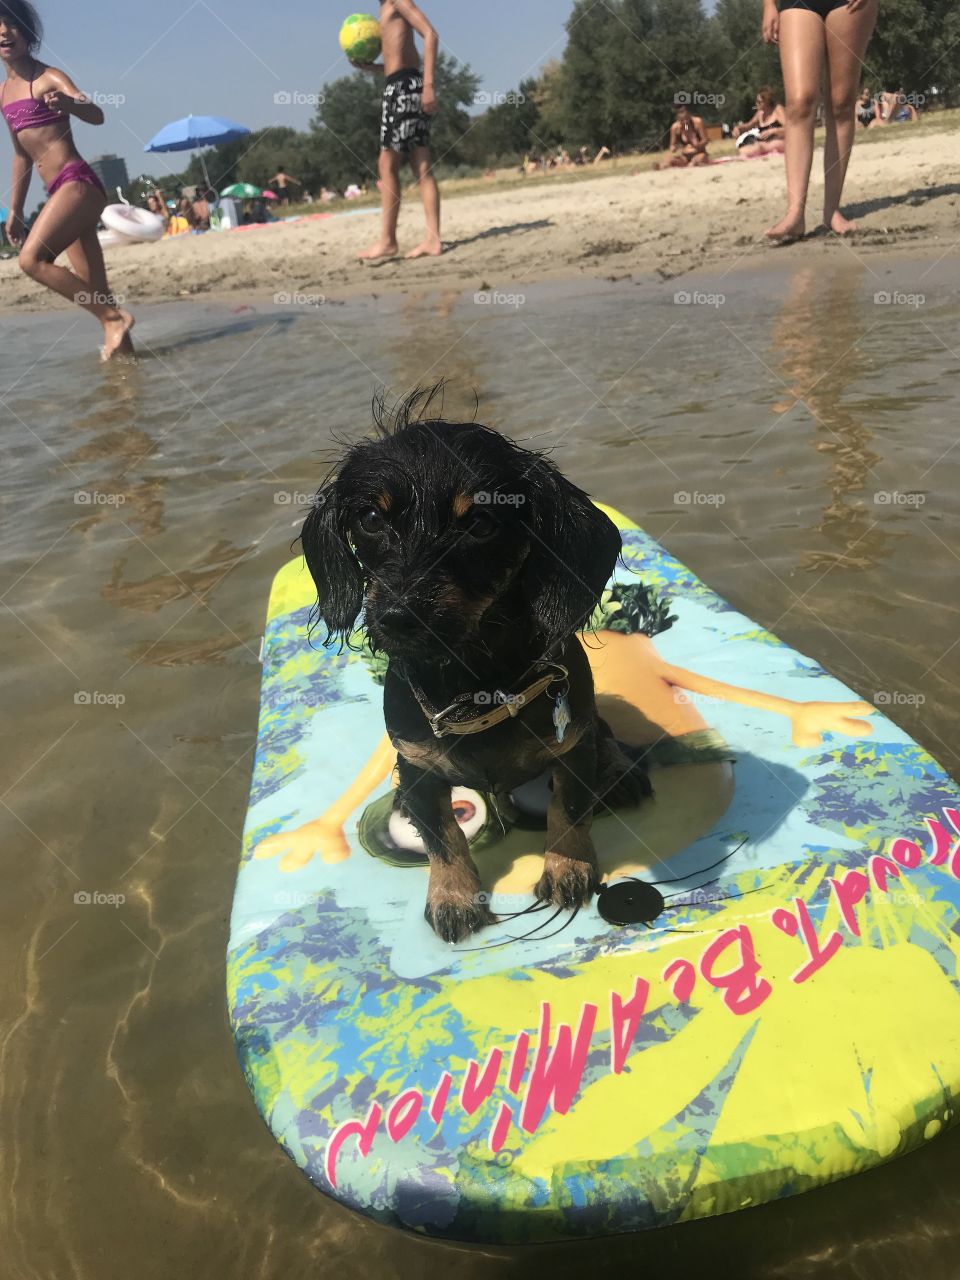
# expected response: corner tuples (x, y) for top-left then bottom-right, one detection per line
(301, 400), (651, 942)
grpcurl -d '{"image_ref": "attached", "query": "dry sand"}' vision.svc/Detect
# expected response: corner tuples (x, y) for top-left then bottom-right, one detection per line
(2, 121), (958, 312)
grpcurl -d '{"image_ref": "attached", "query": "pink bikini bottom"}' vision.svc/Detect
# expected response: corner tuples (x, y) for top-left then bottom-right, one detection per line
(46, 159), (106, 198)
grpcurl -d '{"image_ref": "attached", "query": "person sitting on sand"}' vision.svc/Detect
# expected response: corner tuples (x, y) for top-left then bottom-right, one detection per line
(662, 103), (709, 167)
(351, 0), (442, 261)
(191, 187), (213, 230)
(733, 86), (785, 156)
(856, 87), (876, 128)
(0, 0), (134, 358)
(146, 189), (168, 229)
(872, 87), (918, 125)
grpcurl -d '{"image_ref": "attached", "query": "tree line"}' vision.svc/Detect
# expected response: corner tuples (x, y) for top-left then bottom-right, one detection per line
(149, 0), (959, 196)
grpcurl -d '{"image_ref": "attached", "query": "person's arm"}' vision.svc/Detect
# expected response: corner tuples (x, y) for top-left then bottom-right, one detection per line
(668, 121), (681, 152)
(762, 0), (780, 44)
(6, 130), (32, 244)
(660, 662), (876, 749)
(394, 0), (439, 114)
(734, 110), (759, 138)
(693, 117), (708, 151)
(43, 67), (105, 126)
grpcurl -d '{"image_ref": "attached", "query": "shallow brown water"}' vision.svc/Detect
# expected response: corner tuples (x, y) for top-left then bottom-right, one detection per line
(1, 254), (959, 1280)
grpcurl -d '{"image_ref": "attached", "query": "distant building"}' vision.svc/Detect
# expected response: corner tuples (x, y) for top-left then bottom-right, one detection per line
(89, 155), (129, 195)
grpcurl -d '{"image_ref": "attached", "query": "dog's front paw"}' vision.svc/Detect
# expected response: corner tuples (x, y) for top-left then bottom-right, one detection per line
(425, 890), (495, 944)
(535, 854), (601, 910)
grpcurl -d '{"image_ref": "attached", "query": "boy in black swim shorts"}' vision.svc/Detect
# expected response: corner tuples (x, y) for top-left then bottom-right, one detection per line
(352, 0), (442, 261)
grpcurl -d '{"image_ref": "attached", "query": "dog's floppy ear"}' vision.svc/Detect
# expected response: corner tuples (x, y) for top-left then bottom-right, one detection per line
(299, 483), (365, 644)
(520, 462), (621, 651)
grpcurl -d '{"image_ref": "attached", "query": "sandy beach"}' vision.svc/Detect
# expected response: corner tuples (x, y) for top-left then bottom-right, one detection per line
(2, 120), (958, 313)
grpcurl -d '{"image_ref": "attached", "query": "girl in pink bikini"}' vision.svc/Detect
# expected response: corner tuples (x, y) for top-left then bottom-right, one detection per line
(1, 1), (134, 358)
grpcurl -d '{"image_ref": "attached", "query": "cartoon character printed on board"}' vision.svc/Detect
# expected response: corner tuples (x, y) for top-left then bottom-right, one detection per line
(255, 581), (876, 898)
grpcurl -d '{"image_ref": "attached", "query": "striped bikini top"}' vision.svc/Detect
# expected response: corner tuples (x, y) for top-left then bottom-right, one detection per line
(1, 66), (64, 133)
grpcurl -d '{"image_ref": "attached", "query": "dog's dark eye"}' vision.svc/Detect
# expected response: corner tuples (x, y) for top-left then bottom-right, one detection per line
(356, 508), (386, 537)
(463, 510), (498, 541)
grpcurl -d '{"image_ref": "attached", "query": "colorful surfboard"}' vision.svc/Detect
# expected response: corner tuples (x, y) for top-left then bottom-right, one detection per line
(229, 503), (960, 1243)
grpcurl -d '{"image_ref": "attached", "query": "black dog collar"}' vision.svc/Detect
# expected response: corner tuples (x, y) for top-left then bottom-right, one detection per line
(403, 661), (570, 739)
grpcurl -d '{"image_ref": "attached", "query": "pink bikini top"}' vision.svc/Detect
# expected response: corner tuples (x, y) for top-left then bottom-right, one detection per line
(1, 66), (64, 133)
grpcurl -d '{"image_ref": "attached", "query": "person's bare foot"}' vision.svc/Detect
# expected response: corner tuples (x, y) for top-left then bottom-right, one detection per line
(101, 309), (135, 361)
(404, 237), (443, 259)
(825, 211), (859, 235)
(765, 211), (806, 242)
(359, 240), (399, 261)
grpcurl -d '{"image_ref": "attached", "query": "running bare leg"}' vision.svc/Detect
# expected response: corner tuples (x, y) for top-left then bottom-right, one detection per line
(66, 226), (135, 357)
(359, 148), (402, 260)
(19, 183), (134, 358)
(766, 9), (825, 240)
(404, 145), (442, 258)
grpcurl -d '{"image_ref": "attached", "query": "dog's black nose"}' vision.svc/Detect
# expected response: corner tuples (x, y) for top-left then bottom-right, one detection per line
(379, 603), (420, 638)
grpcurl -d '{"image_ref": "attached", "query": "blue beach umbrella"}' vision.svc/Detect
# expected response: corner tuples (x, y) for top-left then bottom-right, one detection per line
(145, 115), (251, 189)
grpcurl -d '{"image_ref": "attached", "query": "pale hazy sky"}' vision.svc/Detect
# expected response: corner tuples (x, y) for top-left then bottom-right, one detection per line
(5, 0), (585, 180)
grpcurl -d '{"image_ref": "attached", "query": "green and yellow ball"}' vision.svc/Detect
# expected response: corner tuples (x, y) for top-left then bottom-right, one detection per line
(339, 13), (382, 64)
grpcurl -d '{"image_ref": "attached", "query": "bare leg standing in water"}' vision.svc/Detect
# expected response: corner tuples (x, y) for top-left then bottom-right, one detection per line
(762, 0), (878, 241)
(1, 1), (134, 358)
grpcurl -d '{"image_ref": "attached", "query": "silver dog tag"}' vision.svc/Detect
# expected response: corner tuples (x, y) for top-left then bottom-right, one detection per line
(553, 690), (572, 744)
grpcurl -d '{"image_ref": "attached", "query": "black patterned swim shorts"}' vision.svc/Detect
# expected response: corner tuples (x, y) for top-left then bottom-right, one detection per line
(380, 68), (432, 154)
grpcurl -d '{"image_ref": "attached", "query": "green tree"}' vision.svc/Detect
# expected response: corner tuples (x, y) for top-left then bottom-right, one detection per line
(530, 59), (567, 142)
(556, 0), (628, 146)
(710, 0), (783, 122)
(309, 52), (481, 188)
(310, 72), (382, 189)
(867, 0), (960, 102)
(550, 0), (721, 152)
(461, 78), (551, 166)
